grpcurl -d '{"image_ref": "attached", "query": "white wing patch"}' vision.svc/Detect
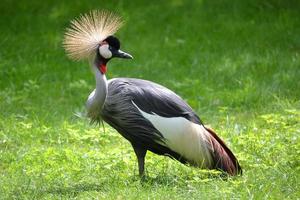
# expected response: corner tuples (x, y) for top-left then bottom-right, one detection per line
(132, 101), (213, 168)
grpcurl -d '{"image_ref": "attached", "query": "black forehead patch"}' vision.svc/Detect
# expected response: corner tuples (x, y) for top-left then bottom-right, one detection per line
(104, 35), (120, 50)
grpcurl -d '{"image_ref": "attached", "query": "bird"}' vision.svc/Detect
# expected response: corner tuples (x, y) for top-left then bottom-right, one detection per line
(63, 10), (242, 177)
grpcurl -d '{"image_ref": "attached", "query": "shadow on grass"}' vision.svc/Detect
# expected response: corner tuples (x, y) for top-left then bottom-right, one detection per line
(127, 170), (237, 187)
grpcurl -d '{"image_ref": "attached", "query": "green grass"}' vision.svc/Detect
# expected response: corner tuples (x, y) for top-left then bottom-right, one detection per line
(1, 0), (299, 199)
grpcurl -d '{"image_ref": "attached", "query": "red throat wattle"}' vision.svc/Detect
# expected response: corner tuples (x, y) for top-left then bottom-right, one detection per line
(99, 64), (107, 74)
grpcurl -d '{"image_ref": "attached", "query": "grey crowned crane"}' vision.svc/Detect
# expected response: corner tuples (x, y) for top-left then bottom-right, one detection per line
(63, 10), (242, 176)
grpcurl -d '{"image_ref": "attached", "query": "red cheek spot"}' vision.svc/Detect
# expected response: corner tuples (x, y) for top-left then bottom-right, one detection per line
(100, 41), (108, 46)
(99, 64), (107, 74)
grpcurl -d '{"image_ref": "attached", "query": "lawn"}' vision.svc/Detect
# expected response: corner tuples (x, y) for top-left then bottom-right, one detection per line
(0, 0), (299, 199)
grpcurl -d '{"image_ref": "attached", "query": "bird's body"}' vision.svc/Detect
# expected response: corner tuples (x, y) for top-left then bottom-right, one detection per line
(103, 77), (206, 164)
(64, 10), (242, 177)
(87, 59), (241, 175)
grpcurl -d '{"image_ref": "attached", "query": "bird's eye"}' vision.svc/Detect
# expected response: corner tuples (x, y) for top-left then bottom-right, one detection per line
(99, 44), (112, 59)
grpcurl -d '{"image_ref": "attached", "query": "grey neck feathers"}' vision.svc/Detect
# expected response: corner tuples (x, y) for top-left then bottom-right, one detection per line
(86, 54), (108, 122)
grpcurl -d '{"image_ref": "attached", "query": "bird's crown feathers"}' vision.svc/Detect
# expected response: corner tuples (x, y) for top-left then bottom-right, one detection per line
(63, 10), (123, 61)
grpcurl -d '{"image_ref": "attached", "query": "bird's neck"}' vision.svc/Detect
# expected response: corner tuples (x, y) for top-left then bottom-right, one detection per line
(86, 54), (108, 120)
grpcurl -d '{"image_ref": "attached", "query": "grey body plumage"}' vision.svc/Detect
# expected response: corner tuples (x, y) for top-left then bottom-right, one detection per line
(101, 78), (197, 163)
(99, 77), (242, 175)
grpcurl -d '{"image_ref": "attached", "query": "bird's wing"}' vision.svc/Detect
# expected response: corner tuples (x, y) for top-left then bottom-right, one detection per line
(103, 78), (241, 174)
(118, 78), (203, 125)
(102, 78), (201, 161)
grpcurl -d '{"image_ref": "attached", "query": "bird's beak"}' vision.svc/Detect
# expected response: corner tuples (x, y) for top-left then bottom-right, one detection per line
(113, 49), (133, 59)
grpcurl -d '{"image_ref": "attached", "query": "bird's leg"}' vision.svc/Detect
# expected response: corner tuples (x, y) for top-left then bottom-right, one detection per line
(132, 144), (147, 177)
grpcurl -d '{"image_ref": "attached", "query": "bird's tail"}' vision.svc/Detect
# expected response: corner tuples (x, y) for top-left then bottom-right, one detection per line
(205, 126), (242, 176)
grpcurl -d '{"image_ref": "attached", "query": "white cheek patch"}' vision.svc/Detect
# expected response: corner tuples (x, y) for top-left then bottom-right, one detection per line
(99, 44), (112, 59)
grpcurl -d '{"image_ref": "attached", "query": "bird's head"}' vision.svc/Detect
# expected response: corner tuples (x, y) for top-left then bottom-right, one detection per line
(96, 35), (133, 74)
(63, 10), (132, 74)
(99, 35), (132, 60)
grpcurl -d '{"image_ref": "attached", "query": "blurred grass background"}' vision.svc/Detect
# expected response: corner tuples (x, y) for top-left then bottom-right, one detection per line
(0, 0), (299, 199)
